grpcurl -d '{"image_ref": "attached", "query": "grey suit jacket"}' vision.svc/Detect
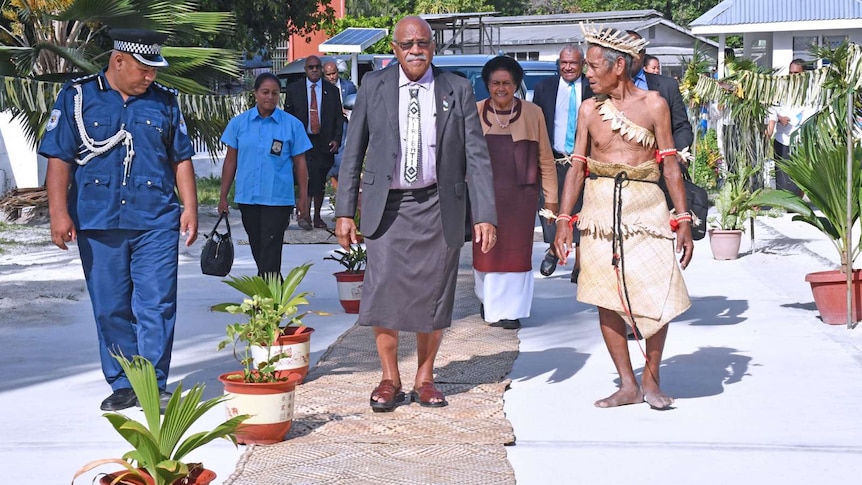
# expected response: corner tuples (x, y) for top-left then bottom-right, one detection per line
(335, 64), (496, 248)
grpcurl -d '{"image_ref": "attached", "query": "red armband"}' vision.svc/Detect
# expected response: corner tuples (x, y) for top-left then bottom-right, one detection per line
(656, 148), (677, 163)
(669, 211), (692, 232)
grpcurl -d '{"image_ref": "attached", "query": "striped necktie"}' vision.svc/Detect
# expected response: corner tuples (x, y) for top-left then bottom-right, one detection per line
(404, 87), (421, 184)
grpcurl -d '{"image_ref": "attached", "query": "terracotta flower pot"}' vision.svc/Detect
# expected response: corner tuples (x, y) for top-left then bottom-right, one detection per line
(805, 269), (862, 325)
(250, 326), (314, 382)
(99, 467), (216, 485)
(334, 270), (364, 314)
(218, 371), (303, 445)
(708, 229), (743, 260)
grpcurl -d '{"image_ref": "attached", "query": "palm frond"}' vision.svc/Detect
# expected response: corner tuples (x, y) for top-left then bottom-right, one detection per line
(54, 0), (141, 22)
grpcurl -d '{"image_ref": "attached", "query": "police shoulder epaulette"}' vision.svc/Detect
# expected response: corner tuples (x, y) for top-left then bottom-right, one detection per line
(153, 82), (179, 96)
(69, 73), (99, 85)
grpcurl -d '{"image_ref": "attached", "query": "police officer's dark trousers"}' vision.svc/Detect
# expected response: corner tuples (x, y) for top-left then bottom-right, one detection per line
(238, 204), (293, 279)
(77, 228), (179, 391)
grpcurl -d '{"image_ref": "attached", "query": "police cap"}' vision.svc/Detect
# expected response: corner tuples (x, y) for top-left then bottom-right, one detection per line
(109, 28), (169, 68)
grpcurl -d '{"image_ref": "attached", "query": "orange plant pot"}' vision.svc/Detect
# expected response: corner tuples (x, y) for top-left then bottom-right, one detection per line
(218, 371), (303, 445)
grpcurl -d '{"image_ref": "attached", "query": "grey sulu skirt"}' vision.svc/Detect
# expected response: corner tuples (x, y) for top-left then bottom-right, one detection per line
(357, 185), (461, 333)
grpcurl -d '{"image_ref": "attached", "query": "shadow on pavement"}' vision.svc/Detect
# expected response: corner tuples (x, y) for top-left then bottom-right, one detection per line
(508, 347), (590, 384)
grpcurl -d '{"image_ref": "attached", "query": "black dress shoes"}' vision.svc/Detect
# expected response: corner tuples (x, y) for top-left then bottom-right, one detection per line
(490, 319), (521, 330)
(539, 249), (557, 276)
(137, 390), (173, 413)
(100, 388), (137, 411)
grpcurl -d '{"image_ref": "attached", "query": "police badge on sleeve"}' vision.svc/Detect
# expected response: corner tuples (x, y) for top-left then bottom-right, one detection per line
(46, 109), (61, 131)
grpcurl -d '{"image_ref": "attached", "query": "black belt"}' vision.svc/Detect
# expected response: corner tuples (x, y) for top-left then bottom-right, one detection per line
(391, 183), (437, 194)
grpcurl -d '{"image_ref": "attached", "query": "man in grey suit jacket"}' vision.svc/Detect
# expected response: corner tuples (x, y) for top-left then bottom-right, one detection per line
(532, 45), (593, 281)
(335, 16), (497, 412)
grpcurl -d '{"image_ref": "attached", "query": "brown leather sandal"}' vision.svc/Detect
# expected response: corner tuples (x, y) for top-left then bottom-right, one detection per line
(369, 379), (405, 412)
(410, 381), (448, 408)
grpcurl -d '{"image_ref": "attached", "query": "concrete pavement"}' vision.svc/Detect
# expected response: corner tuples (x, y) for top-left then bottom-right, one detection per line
(1, 208), (861, 484)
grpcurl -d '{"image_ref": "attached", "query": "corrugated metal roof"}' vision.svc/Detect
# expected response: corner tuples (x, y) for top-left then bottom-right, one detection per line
(691, 0), (862, 26)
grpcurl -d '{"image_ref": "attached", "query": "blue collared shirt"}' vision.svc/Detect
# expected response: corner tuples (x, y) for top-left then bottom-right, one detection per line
(38, 70), (194, 230)
(221, 107), (312, 206)
(633, 68), (648, 90)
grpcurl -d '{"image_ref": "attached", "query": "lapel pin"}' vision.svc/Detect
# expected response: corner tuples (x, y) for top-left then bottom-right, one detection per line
(442, 99), (449, 112)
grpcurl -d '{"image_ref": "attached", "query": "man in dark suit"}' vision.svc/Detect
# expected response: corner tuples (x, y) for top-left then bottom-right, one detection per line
(335, 16), (497, 411)
(627, 31), (693, 153)
(285, 55), (343, 230)
(323, 60), (357, 190)
(532, 45), (593, 280)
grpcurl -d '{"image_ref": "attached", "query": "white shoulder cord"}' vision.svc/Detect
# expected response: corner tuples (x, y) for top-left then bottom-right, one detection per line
(73, 84), (135, 186)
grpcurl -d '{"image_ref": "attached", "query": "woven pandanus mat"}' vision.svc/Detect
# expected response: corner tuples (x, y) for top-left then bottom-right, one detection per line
(223, 264), (519, 484)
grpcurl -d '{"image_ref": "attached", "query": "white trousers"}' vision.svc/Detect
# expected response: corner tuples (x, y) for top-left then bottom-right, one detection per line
(474, 270), (534, 323)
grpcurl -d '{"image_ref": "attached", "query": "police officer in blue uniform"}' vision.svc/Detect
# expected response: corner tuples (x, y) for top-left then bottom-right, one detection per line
(39, 29), (198, 411)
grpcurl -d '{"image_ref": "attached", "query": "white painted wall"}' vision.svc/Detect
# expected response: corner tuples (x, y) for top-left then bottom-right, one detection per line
(0, 111), (46, 192)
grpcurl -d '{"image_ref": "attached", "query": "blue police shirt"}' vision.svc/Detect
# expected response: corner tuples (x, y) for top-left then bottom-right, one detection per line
(38, 71), (195, 230)
(220, 107), (312, 206)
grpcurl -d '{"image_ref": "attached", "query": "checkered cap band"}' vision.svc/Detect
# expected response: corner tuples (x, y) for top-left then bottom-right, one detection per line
(114, 40), (162, 56)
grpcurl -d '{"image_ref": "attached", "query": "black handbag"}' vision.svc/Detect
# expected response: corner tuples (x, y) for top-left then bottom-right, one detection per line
(200, 212), (234, 276)
(659, 164), (709, 241)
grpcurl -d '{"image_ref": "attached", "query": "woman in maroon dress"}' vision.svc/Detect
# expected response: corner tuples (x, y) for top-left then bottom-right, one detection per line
(473, 56), (558, 329)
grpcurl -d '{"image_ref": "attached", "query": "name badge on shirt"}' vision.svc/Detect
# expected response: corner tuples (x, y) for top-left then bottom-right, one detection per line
(270, 139), (284, 156)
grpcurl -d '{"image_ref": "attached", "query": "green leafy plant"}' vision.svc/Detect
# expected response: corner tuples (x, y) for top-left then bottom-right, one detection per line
(761, 143), (862, 270)
(713, 41), (862, 273)
(692, 128), (721, 191)
(709, 164), (776, 231)
(324, 245), (367, 273)
(214, 264), (317, 383)
(72, 354), (247, 485)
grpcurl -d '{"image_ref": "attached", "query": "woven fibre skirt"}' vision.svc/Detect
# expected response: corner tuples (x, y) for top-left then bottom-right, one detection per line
(357, 186), (461, 332)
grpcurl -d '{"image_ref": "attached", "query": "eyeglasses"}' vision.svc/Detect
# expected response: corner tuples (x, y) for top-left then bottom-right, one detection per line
(394, 40), (432, 50)
(306, 64), (322, 70)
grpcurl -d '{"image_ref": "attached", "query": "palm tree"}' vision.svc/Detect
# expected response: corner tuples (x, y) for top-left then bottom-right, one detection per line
(0, 0), (249, 153)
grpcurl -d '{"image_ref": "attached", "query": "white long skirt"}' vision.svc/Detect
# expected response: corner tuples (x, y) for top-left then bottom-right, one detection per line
(473, 270), (534, 323)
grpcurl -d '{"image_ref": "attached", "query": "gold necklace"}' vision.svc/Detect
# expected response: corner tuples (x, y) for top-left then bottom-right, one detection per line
(490, 100), (513, 128)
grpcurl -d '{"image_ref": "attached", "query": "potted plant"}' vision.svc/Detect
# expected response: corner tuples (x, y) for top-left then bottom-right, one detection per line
(758, 128), (862, 324)
(72, 354), (247, 485)
(214, 263), (318, 381)
(707, 164), (775, 260)
(214, 264), (318, 445)
(324, 244), (366, 314)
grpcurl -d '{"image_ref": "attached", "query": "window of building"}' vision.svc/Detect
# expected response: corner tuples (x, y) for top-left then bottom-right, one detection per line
(823, 35), (848, 49)
(792, 36), (817, 60)
(507, 51), (539, 61)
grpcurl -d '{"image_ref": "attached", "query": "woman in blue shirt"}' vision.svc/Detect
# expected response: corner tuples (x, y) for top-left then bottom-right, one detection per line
(219, 73), (312, 278)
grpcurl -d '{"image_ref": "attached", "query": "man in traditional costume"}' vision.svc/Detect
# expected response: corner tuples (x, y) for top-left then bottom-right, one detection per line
(554, 25), (694, 410)
(335, 16), (497, 411)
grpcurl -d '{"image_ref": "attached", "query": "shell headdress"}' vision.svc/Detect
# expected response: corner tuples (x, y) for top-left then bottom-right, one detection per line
(580, 23), (648, 57)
